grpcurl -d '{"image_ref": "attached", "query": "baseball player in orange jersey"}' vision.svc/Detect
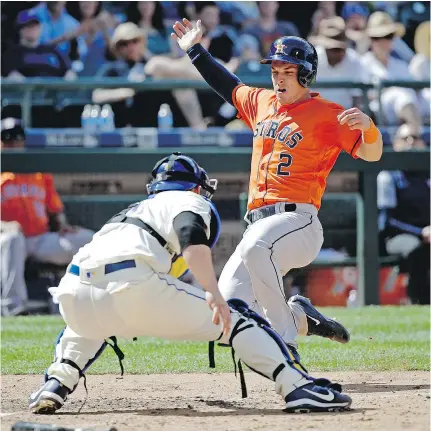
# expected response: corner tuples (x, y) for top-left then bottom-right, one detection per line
(173, 20), (383, 351)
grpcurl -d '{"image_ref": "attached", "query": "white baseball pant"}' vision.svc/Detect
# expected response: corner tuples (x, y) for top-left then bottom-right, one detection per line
(0, 226), (94, 316)
(46, 259), (310, 400)
(219, 204), (324, 347)
(26, 228), (95, 265)
(1, 222), (27, 316)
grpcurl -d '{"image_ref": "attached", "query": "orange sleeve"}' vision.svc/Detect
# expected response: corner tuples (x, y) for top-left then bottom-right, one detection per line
(232, 85), (266, 130)
(330, 106), (362, 158)
(43, 174), (64, 214)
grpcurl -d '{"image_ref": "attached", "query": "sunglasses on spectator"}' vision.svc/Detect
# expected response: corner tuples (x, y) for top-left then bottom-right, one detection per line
(401, 135), (420, 141)
(117, 38), (140, 48)
(326, 48), (346, 53)
(371, 33), (395, 41)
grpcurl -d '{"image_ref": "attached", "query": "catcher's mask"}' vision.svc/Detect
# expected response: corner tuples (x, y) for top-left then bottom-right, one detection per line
(146, 152), (218, 199)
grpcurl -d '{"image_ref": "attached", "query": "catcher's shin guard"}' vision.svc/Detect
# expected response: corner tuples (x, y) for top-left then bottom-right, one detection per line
(215, 299), (313, 399)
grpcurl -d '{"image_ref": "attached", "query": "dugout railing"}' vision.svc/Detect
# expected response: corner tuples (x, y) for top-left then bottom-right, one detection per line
(1, 78), (429, 127)
(3, 148), (430, 306)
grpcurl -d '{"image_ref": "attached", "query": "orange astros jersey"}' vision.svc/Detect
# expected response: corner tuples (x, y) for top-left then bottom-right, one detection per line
(232, 86), (362, 211)
(1, 173), (64, 237)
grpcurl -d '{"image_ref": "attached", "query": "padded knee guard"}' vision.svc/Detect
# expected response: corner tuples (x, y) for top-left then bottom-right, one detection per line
(209, 298), (312, 399)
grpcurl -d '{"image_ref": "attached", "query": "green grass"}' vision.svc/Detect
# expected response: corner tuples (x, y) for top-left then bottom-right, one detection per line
(1, 306), (429, 375)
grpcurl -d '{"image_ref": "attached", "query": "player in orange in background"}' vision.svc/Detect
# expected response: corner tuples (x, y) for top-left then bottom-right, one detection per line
(1, 118), (94, 316)
(173, 20), (382, 355)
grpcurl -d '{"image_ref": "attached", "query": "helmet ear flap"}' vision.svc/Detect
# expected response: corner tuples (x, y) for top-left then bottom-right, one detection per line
(297, 65), (317, 88)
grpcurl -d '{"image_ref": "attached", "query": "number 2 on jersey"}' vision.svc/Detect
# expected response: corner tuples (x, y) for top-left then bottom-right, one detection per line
(276, 153), (293, 176)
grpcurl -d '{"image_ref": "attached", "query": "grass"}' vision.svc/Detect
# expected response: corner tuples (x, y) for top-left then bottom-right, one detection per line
(1, 306), (429, 375)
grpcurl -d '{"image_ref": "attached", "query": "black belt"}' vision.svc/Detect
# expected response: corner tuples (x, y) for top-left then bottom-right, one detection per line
(107, 215), (168, 249)
(247, 203), (297, 224)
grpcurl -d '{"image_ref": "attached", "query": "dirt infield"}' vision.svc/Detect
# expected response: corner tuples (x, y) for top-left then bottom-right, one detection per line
(1, 372), (429, 431)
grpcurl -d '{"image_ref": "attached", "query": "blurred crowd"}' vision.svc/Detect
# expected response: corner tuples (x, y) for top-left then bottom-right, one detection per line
(1, 1), (430, 130)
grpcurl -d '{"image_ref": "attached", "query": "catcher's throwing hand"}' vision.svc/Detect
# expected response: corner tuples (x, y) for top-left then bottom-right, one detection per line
(171, 18), (203, 52)
(338, 107), (372, 131)
(206, 291), (231, 336)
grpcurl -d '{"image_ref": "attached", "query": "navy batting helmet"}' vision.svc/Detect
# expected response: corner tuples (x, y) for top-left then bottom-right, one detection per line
(260, 36), (318, 88)
(146, 152), (217, 199)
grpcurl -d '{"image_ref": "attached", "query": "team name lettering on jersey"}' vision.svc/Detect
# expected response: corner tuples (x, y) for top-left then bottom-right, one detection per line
(253, 120), (303, 150)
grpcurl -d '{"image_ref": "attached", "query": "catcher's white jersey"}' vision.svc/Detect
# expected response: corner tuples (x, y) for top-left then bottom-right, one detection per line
(71, 191), (212, 275)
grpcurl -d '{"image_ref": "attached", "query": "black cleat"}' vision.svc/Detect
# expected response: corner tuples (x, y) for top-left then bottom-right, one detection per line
(29, 378), (69, 414)
(289, 295), (350, 343)
(284, 382), (352, 413)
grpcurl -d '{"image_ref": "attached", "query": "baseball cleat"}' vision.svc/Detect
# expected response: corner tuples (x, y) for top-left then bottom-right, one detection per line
(289, 295), (350, 343)
(284, 382), (352, 413)
(29, 378), (69, 414)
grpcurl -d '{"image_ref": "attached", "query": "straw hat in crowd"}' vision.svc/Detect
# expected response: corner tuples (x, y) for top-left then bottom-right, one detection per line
(110, 22), (146, 56)
(414, 21), (430, 58)
(365, 11), (405, 38)
(310, 16), (349, 49)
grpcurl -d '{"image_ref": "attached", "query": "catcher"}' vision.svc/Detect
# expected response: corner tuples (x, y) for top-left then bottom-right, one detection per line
(29, 153), (351, 414)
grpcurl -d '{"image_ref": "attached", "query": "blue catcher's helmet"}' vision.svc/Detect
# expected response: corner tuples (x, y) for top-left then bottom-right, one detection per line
(146, 152), (218, 199)
(260, 36), (318, 88)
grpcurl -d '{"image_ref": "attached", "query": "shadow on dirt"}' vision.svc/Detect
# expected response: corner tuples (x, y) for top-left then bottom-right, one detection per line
(343, 383), (430, 394)
(58, 405), (373, 417)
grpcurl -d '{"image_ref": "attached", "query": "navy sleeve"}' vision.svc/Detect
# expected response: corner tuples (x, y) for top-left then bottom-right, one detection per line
(55, 48), (71, 76)
(173, 211), (210, 251)
(187, 43), (242, 105)
(2, 48), (19, 76)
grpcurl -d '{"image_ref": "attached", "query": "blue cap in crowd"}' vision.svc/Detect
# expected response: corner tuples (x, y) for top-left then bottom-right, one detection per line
(16, 9), (41, 28)
(341, 3), (370, 20)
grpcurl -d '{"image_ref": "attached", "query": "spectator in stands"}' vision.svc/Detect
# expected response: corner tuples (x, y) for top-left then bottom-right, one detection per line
(409, 21), (430, 122)
(216, 1), (259, 29)
(30, 1), (81, 58)
(145, 2), (242, 128)
(342, 2), (370, 54)
(377, 123), (430, 305)
(93, 22), (206, 129)
(311, 17), (368, 109)
(361, 12), (422, 128)
(309, 1), (336, 37)
(239, 1), (299, 58)
(126, 1), (171, 55)
(2, 10), (75, 79)
(194, 2), (238, 61)
(0, 118), (94, 316)
(62, 1), (117, 76)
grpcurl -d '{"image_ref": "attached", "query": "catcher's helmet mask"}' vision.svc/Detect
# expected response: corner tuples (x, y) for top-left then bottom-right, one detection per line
(146, 152), (218, 199)
(261, 36), (318, 88)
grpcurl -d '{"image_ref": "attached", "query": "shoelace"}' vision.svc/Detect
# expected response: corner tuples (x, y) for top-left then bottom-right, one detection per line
(60, 336), (126, 414)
